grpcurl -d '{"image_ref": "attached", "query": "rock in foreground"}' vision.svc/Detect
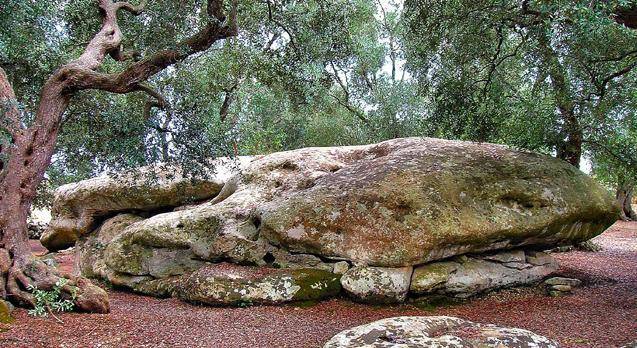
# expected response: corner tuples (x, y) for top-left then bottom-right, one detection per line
(324, 316), (560, 347)
(45, 137), (617, 305)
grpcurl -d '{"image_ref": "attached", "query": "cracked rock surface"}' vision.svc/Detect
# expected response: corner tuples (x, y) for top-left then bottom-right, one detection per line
(43, 138), (617, 305)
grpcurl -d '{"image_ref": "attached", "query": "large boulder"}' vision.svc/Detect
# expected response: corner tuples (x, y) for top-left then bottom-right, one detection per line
(324, 316), (559, 347)
(259, 138), (617, 266)
(46, 137), (617, 305)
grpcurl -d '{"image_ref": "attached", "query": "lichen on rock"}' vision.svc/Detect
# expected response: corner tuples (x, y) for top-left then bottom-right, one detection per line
(42, 137), (618, 306)
(410, 250), (558, 298)
(176, 263), (341, 305)
(324, 316), (560, 347)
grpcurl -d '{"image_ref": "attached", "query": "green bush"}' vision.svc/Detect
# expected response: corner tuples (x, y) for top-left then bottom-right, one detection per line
(27, 279), (76, 321)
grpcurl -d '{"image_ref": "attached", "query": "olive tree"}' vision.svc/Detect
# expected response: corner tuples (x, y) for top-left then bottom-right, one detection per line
(0, 0), (237, 312)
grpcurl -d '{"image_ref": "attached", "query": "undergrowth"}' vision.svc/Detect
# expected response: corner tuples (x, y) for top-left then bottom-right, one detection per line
(27, 278), (77, 323)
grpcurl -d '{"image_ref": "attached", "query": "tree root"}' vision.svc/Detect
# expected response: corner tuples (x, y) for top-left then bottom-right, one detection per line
(3, 256), (109, 313)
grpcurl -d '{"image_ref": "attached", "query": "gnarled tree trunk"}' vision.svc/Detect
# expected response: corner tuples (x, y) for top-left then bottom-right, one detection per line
(536, 31), (582, 168)
(616, 180), (637, 221)
(0, 0), (237, 312)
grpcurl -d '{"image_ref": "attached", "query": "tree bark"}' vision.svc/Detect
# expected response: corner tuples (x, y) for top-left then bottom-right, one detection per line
(536, 31), (582, 168)
(556, 115), (583, 168)
(616, 5), (637, 29)
(616, 181), (637, 221)
(0, 0), (237, 312)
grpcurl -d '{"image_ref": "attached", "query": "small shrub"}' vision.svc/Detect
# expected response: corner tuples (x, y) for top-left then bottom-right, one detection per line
(27, 279), (77, 322)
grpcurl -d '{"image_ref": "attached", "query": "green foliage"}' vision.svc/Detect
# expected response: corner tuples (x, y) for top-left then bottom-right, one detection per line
(2, 0), (637, 202)
(404, 0), (637, 184)
(27, 279), (76, 318)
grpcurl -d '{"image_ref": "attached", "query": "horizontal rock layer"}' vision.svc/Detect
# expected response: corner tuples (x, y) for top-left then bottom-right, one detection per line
(410, 250), (558, 298)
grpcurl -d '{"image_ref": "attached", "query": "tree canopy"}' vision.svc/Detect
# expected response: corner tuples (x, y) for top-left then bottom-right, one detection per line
(2, 0), (637, 202)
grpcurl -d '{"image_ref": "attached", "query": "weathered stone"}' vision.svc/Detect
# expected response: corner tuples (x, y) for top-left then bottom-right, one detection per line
(576, 240), (603, 252)
(75, 214), (145, 279)
(0, 300), (13, 324)
(332, 261), (350, 275)
(549, 290), (564, 297)
(550, 284), (572, 292)
(545, 277), (582, 287)
(341, 266), (412, 303)
(323, 316), (560, 348)
(42, 158), (251, 251)
(526, 251), (555, 266)
(483, 250), (526, 263)
(72, 278), (110, 313)
(502, 261), (533, 269)
(411, 250), (558, 298)
(271, 252), (333, 271)
(56, 138), (617, 306)
(176, 263), (341, 306)
(258, 138), (617, 267)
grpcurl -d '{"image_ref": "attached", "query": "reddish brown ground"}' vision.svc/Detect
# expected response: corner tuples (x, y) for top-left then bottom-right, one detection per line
(1, 221), (636, 348)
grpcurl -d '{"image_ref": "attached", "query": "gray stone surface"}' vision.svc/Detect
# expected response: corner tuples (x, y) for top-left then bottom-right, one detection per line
(332, 261), (350, 275)
(410, 250), (558, 298)
(545, 277), (582, 287)
(341, 266), (412, 303)
(323, 316), (560, 348)
(42, 138), (617, 306)
(176, 264), (341, 306)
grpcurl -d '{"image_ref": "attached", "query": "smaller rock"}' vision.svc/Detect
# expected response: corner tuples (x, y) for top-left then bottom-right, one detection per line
(271, 252), (332, 271)
(576, 240), (602, 252)
(0, 300), (14, 324)
(411, 251), (558, 298)
(548, 290), (564, 297)
(550, 284), (572, 292)
(545, 277), (582, 287)
(332, 261), (350, 275)
(410, 262), (458, 293)
(73, 278), (110, 313)
(40, 254), (58, 268)
(341, 266), (412, 304)
(483, 250), (526, 263)
(177, 264), (341, 306)
(502, 261), (532, 270)
(324, 316), (560, 348)
(526, 251), (555, 266)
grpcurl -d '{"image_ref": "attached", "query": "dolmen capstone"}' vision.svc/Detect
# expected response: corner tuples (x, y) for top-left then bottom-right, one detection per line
(41, 138), (618, 305)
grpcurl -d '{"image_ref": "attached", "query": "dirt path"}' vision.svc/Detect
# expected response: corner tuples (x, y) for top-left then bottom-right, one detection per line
(1, 221), (636, 348)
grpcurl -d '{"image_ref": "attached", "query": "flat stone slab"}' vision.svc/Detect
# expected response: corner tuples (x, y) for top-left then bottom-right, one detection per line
(544, 277), (582, 287)
(324, 316), (560, 347)
(175, 263), (341, 306)
(411, 250), (558, 298)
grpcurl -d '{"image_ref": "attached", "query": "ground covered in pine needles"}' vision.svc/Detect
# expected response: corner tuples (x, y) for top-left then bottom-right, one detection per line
(1, 221), (635, 347)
